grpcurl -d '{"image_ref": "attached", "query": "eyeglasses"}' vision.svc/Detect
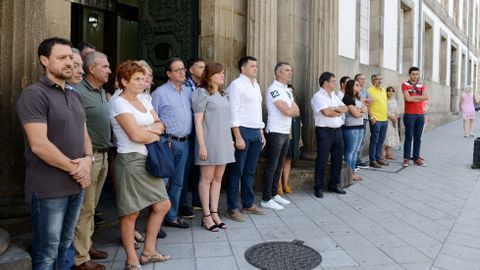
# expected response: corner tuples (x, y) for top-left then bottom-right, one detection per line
(171, 68), (186, 73)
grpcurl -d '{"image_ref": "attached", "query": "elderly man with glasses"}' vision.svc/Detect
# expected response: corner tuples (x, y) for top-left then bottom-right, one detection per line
(151, 57), (192, 229)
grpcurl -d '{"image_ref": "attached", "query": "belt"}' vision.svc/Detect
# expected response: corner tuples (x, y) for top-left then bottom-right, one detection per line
(93, 148), (109, 153)
(317, 127), (340, 131)
(161, 134), (188, 142)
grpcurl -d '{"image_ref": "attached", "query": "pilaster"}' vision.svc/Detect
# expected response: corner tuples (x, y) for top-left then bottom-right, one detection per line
(304, 0), (339, 155)
(246, 0), (278, 92)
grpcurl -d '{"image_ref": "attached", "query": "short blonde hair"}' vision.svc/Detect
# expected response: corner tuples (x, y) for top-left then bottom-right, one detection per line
(136, 60), (153, 74)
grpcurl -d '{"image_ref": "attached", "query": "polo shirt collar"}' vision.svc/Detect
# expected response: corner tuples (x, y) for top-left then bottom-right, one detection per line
(272, 80), (287, 88)
(82, 78), (101, 92)
(39, 75), (66, 91)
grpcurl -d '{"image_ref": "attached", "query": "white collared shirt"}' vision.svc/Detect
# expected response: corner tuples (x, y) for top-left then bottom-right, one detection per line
(311, 87), (345, 128)
(226, 74), (265, 129)
(266, 80), (293, 134)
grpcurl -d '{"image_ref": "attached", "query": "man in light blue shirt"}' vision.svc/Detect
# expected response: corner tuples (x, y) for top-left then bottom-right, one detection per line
(151, 57), (192, 229)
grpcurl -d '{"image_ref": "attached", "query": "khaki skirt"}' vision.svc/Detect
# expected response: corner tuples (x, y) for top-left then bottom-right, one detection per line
(115, 152), (169, 216)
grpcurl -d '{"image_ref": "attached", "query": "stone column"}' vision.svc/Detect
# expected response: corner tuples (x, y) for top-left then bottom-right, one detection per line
(0, 0), (70, 235)
(303, 0), (339, 157)
(246, 0), (278, 92)
(277, 0), (309, 119)
(199, 0), (248, 84)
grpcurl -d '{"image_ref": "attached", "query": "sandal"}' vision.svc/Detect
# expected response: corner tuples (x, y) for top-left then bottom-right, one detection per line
(134, 231), (145, 243)
(201, 214), (219, 232)
(140, 252), (170, 265)
(125, 264), (143, 270)
(211, 211), (227, 229)
(134, 240), (140, 250)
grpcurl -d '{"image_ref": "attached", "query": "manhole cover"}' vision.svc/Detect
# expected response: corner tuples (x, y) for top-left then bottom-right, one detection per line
(244, 240), (322, 270)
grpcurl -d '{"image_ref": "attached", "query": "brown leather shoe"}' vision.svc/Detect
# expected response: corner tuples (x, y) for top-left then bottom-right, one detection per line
(89, 247), (109, 260)
(72, 260), (106, 270)
(241, 204), (265, 215)
(369, 161), (382, 168)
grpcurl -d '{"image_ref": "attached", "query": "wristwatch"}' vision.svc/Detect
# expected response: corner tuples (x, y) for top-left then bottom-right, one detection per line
(85, 154), (95, 164)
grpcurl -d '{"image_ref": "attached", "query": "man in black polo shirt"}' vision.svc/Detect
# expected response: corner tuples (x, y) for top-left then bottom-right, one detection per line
(72, 51), (112, 270)
(17, 37), (92, 270)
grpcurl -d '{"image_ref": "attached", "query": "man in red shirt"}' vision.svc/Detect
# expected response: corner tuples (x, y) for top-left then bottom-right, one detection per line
(402, 67), (429, 167)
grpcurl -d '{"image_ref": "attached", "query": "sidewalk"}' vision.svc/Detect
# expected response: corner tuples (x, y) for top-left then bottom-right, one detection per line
(92, 118), (480, 270)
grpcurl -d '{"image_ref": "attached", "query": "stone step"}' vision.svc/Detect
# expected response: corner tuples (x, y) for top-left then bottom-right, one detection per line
(287, 159), (353, 190)
(252, 158), (352, 191)
(0, 244), (31, 270)
(0, 228), (9, 256)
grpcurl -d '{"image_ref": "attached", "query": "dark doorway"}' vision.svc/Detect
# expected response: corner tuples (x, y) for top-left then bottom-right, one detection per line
(71, 1), (140, 91)
(71, 0), (200, 87)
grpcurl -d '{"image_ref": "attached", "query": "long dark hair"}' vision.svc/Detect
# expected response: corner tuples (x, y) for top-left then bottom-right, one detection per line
(345, 79), (360, 100)
(200, 62), (225, 96)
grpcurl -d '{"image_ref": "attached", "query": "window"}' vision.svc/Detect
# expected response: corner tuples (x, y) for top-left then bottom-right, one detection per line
(423, 21), (433, 81)
(440, 35), (448, 84)
(399, 2), (413, 74)
(359, 0), (370, 64)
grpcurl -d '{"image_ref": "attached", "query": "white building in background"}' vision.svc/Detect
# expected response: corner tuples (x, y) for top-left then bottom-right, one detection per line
(339, 0), (479, 117)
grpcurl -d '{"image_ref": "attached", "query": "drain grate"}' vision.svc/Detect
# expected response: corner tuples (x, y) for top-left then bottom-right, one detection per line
(244, 240), (322, 270)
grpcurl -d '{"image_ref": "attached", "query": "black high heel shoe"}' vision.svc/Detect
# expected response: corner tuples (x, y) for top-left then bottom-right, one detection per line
(201, 214), (219, 232)
(210, 211), (227, 229)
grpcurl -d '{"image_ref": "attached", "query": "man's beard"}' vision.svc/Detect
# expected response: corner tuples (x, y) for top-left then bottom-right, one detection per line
(51, 67), (73, 81)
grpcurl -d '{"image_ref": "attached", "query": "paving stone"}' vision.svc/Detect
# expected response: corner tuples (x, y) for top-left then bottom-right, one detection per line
(194, 241), (232, 258)
(433, 254), (480, 270)
(380, 246), (432, 264)
(196, 256), (238, 270)
(344, 247), (396, 266)
(155, 258), (195, 270)
(319, 249), (359, 268)
(400, 262), (433, 270)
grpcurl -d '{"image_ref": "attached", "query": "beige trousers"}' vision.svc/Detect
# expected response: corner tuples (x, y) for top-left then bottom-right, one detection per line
(73, 152), (108, 265)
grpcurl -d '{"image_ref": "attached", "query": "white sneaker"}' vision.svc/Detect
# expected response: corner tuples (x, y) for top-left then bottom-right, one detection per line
(273, 194), (291, 205)
(261, 199), (284, 210)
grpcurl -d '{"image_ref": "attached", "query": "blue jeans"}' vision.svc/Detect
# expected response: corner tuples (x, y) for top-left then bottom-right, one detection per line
(227, 127), (262, 211)
(356, 119), (368, 164)
(343, 128), (364, 172)
(403, 114), (425, 160)
(369, 120), (388, 162)
(31, 191), (84, 270)
(163, 139), (189, 222)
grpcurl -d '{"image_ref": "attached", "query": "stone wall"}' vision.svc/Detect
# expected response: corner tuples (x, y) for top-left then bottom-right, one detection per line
(0, 0), (71, 234)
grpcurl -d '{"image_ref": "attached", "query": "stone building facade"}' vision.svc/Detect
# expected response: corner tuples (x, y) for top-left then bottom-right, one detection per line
(0, 0), (479, 233)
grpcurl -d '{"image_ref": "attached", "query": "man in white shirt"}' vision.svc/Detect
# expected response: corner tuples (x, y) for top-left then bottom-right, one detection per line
(226, 56), (266, 222)
(261, 62), (299, 210)
(311, 72), (348, 198)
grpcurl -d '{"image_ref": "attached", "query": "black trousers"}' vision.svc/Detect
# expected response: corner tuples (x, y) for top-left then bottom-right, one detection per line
(262, 132), (290, 201)
(314, 127), (344, 192)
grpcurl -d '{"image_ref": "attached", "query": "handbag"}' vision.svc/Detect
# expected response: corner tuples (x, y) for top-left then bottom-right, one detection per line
(474, 94), (480, 111)
(145, 135), (175, 178)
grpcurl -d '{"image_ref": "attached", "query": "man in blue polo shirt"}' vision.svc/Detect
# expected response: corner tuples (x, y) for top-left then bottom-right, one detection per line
(151, 57), (192, 229)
